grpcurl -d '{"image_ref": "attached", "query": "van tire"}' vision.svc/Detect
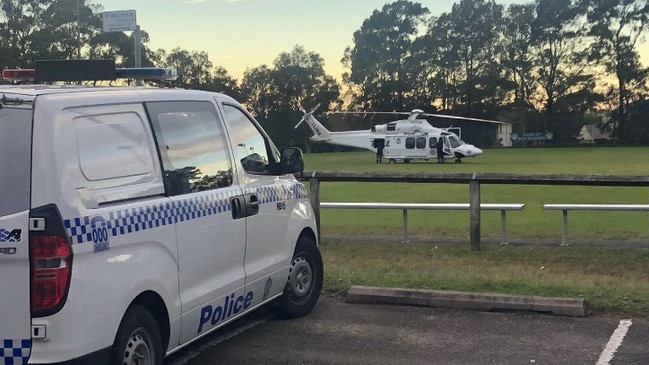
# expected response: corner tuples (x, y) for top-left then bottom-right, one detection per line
(110, 305), (163, 365)
(271, 236), (323, 319)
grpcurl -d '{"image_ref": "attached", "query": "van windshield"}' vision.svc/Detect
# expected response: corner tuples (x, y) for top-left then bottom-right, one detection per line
(0, 107), (32, 215)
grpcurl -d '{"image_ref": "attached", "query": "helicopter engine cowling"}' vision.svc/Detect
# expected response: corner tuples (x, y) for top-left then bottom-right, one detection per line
(372, 124), (386, 133)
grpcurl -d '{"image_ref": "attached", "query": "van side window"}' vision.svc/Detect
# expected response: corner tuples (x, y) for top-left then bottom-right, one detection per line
(0, 108), (31, 215)
(222, 104), (278, 174)
(147, 101), (233, 195)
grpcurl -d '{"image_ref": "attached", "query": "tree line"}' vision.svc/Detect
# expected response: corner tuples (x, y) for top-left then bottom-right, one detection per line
(1, 0), (648, 148)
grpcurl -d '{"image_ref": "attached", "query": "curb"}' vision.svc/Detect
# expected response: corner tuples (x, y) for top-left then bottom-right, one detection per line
(345, 285), (588, 317)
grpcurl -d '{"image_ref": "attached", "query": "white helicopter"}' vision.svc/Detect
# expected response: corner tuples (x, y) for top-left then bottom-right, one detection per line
(294, 104), (489, 163)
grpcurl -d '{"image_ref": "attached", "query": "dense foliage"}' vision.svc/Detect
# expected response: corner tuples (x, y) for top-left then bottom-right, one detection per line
(1, 0), (647, 146)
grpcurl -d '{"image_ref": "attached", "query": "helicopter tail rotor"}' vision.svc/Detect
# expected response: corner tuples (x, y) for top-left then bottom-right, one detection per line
(294, 103), (321, 129)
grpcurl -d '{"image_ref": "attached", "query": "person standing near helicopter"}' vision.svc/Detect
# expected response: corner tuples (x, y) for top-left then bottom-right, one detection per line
(436, 138), (445, 163)
(372, 138), (385, 163)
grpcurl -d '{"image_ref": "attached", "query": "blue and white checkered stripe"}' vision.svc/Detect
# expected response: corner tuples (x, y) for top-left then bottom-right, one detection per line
(292, 183), (309, 200)
(64, 190), (233, 245)
(64, 183), (307, 245)
(0, 230), (19, 243)
(1, 338), (30, 365)
(254, 183), (309, 204)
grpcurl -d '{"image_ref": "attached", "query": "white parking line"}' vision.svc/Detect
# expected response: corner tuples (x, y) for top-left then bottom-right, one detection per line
(595, 319), (633, 365)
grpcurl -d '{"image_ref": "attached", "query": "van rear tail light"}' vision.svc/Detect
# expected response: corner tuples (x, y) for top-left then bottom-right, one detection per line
(29, 205), (73, 317)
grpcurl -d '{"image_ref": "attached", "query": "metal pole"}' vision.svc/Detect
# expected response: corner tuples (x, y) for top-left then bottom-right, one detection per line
(500, 210), (507, 245)
(469, 174), (481, 250)
(402, 209), (408, 243)
(76, 0), (82, 59)
(134, 25), (142, 86)
(561, 210), (569, 246)
(309, 176), (321, 242)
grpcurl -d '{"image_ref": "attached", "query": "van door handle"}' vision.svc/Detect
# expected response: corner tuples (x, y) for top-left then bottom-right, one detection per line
(245, 194), (259, 216)
(231, 194), (259, 219)
(231, 196), (244, 220)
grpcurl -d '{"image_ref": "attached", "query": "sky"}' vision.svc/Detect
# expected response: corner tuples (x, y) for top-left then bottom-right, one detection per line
(96, 0), (649, 81)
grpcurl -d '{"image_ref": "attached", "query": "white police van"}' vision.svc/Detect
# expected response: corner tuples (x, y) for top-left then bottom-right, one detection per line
(0, 60), (322, 365)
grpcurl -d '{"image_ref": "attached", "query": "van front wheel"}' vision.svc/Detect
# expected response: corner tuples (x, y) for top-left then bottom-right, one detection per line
(110, 305), (163, 365)
(271, 237), (323, 319)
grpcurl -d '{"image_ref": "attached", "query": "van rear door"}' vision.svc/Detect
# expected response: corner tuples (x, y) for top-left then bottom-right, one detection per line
(0, 101), (34, 365)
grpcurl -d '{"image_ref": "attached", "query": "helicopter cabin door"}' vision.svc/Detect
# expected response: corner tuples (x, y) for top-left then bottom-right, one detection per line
(441, 136), (453, 159)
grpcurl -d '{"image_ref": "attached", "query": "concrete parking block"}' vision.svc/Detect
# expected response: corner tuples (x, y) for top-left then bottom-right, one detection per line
(346, 285), (588, 317)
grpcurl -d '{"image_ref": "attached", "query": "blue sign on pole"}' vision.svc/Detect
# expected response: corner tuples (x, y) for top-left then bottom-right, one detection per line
(510, 131), (553, 142)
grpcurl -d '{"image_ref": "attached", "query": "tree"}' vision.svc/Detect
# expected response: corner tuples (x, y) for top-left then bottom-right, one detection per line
(581, 0), (649, 143)
(342, 0), (429, 111)
(241, 46), (341, 149)
(0, 0), (100, 67)
(205, 66), (241, 100)
(0, 0), (155, 71)
(527, 0), (596, 142)
(444, 0), (507, 117)
(499, 3), (542, 133)
(240, 65), (275, 118)
(413, 13), (460, 111)
(160, 48), (213, 89)
(502, 3), (536, 107)
(1, 0), (56, 67)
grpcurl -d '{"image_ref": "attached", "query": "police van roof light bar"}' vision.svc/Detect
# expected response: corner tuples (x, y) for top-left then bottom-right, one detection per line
(2, 60), (178, 83)
(115, 67), (178, 81)
(2, 69), (36, 82)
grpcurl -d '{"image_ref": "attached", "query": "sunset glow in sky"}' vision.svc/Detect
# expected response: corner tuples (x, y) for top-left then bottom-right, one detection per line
(96, 0), (649, 81)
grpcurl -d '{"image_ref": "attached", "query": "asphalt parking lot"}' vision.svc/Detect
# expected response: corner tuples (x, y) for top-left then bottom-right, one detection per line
(165, 293), (648, 365)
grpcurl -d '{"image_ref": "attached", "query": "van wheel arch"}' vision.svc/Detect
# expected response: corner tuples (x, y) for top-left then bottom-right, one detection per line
(110, 291), (170, 365)
(271, 234), (323, 318)
(110, 305), (163, 365)
(131, 292), (170, 350)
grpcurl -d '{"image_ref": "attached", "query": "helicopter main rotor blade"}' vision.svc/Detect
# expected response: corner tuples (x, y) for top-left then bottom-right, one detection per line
(421, 113), (505, 124)
(327, 110), (504, 124)
(326, 111), (410, 116)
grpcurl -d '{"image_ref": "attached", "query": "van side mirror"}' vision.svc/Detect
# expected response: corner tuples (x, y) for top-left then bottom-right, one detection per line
(278, 147), (305, 174)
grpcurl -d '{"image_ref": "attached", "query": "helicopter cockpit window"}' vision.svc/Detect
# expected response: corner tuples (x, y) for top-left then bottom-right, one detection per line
(416, 137), (426, 149)
(448, 135), (462, 148)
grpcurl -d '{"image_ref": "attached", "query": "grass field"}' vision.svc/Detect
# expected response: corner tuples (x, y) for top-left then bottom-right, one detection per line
(304, 146), (649, 241)
(302, 146), (649, 317)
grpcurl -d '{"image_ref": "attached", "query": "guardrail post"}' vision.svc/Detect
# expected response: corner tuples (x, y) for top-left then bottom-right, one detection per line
(561, 209), (569, 246)
(470, 173), (481, 250)
(500, 210), (507, 245)
(309, 174), (321, 242)
(402, 209), (408, 243)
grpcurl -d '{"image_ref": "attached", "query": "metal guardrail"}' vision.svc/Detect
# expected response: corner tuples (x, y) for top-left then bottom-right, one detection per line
(320, 202), (525, 244)
(544, 204), (649, 246)
(302, 170), (649, 250)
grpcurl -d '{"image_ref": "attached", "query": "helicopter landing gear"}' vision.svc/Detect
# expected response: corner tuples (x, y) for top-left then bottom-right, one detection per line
(455, 158), (463, 163)
(389, 159), (396, 164)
